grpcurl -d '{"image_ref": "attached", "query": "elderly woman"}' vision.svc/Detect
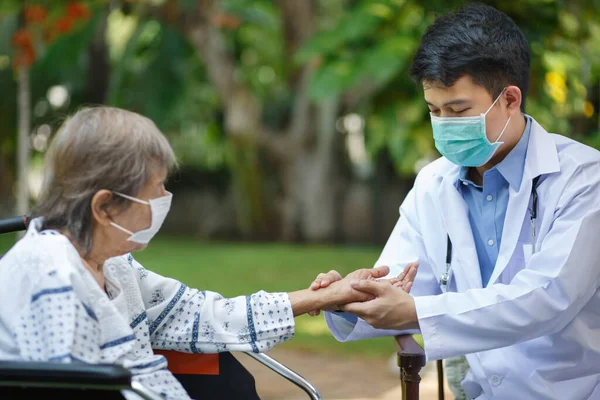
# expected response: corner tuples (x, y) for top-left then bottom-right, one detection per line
(0, 107), (413, 399)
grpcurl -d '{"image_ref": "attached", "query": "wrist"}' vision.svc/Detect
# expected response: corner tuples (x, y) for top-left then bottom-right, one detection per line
(320, 281), (345, 309)
(289, 288), (327, 317)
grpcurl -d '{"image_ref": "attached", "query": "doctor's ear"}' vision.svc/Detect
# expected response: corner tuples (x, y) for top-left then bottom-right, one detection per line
(503, 86), (522, 115)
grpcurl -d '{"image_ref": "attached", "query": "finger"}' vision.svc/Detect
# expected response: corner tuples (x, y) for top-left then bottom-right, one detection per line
(350, 279), (386, 296)
(403, 265), (418, 284)
(311, 273), (329, 290)
(370, 265), (390, 279)
(320, 271), (342, 288)
(397, 264), (410, 280)
(392, 279), (403, 288)
(329, 270), (343, 280)
(340, 302), (370, 316)
(404, 281), (413, 293)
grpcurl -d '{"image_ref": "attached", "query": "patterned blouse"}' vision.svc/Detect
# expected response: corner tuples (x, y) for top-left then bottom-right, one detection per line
(0, 219), (295, 399)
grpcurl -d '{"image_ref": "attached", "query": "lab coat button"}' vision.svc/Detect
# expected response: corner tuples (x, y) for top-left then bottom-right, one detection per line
(490, 375), (502, 386)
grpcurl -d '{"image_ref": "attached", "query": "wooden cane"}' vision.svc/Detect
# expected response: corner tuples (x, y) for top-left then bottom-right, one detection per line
(437, 359), (445, 400)
(396, 335), (426, 400)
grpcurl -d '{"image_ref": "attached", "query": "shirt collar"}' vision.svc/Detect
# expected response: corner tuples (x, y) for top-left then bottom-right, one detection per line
(458, 115), (532, 190)
(495, 115), (532, 191)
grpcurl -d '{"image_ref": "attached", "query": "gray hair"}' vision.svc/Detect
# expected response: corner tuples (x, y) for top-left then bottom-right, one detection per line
(35, 106), (177, 254)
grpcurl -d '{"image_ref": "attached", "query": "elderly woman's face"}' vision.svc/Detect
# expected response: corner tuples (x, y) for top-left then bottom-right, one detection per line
(106, 165), (169, 253)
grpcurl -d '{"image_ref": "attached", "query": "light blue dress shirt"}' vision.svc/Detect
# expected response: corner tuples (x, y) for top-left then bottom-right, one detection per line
(458, 116), (532, 287)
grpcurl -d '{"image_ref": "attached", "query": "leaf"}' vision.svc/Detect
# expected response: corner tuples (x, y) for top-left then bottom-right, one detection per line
(31, 13), (100, 90)
(308, 60), (361, 100)
(295, 4), (382, 64)
(362, 35), (416, 84)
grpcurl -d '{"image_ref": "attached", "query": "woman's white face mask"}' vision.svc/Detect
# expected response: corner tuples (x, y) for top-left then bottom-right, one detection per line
(109, 191), (172, 244)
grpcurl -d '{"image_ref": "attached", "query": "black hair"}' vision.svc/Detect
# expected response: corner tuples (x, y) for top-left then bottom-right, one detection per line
(409, 3), (530, 112)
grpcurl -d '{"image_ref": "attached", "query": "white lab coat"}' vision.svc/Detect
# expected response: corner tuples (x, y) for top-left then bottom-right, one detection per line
(326, 118), (600, 399)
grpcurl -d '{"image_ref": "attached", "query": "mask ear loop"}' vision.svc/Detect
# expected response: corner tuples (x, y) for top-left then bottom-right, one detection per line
(483, 87), (507, 113)
(113, 191), (150, 205)
(493, 116), (512, 143)
(110, 221), (134, 236)
(483, 87), (510, 143)
(109, 191), (150, 236)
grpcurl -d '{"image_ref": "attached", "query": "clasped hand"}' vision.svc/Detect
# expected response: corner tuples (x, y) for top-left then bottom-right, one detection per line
(303, 264), (418, 330)
(307, 263), (420, 330)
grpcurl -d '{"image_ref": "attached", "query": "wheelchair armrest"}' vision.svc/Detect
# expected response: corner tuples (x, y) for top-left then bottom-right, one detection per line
(244, 352), (322, 400)
(0, 215), (29, 235)
(0, 361), (132, 386)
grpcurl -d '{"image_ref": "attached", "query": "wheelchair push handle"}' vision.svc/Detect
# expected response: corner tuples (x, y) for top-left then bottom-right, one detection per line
(0, 215), (30, 235)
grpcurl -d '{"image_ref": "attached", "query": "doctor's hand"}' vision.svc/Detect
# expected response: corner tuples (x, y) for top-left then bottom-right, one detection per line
(308, 263), (419, 316)
(340, 279), (419, 331)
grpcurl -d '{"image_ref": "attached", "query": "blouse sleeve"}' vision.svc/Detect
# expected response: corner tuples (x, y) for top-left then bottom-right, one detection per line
(129, 256), (295, 353)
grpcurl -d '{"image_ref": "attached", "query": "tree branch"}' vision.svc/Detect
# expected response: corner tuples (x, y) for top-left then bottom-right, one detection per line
(185, 0), (236, 102)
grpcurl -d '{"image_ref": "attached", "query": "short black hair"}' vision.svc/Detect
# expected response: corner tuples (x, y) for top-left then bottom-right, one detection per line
(409, 3), (530, 112)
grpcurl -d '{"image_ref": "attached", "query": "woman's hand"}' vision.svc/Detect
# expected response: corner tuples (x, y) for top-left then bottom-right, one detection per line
(288, 278), (374, 317)
(314, 278), (375, 312)
(390, 262), (419, 293)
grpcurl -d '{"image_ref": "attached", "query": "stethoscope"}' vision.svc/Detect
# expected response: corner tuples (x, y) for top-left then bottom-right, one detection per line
(440, 176), (540, 287)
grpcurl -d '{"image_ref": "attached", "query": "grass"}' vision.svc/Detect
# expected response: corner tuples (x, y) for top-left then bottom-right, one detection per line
(0, 233), (401, 359)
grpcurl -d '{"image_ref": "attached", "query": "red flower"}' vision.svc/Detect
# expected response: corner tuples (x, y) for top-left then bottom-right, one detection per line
(11, 29), (33, 48)
(66, 2), (91, 20)
(13, 46), (36, 69)
(25, 5), (47, 23)
(55, 17), (74, 34)
(210, 13), (242, 30)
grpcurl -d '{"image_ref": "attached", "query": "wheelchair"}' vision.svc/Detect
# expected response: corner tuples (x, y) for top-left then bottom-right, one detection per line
(0, 215), (438, 400)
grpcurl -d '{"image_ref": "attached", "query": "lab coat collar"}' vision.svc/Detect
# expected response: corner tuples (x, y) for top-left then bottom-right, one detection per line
(487, 118), (560, 285)
(523, 117), (561, 180)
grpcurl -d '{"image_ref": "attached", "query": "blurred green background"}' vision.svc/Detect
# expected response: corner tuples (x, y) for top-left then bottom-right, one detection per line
(1, 0), (600, 359)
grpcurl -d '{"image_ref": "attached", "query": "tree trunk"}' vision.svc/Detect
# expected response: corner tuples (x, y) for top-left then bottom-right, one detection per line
(294, 98), (340, 242)
(16, 66), (30, 221)
(0, 154), (15, 218)
(182, 0), (343, 242)
(87, 10), (110, 104)
(185, 3), (273, 239)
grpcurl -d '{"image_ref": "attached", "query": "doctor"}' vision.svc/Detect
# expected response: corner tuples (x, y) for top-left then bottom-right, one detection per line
(316, 3), (600, 399)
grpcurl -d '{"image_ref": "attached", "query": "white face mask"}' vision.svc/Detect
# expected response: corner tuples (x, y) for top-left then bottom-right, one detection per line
(109, 191), (172, 244)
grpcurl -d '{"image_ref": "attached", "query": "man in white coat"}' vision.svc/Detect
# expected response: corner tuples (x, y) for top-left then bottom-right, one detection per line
(315, 3), (600, 399)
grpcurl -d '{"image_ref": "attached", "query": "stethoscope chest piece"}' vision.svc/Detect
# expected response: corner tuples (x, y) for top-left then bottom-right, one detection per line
(440, 271), (449, 286)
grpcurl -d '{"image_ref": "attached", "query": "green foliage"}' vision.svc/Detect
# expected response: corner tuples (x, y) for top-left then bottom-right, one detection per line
(2, 0), (600, 182)
(300, 0), (600, 176)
